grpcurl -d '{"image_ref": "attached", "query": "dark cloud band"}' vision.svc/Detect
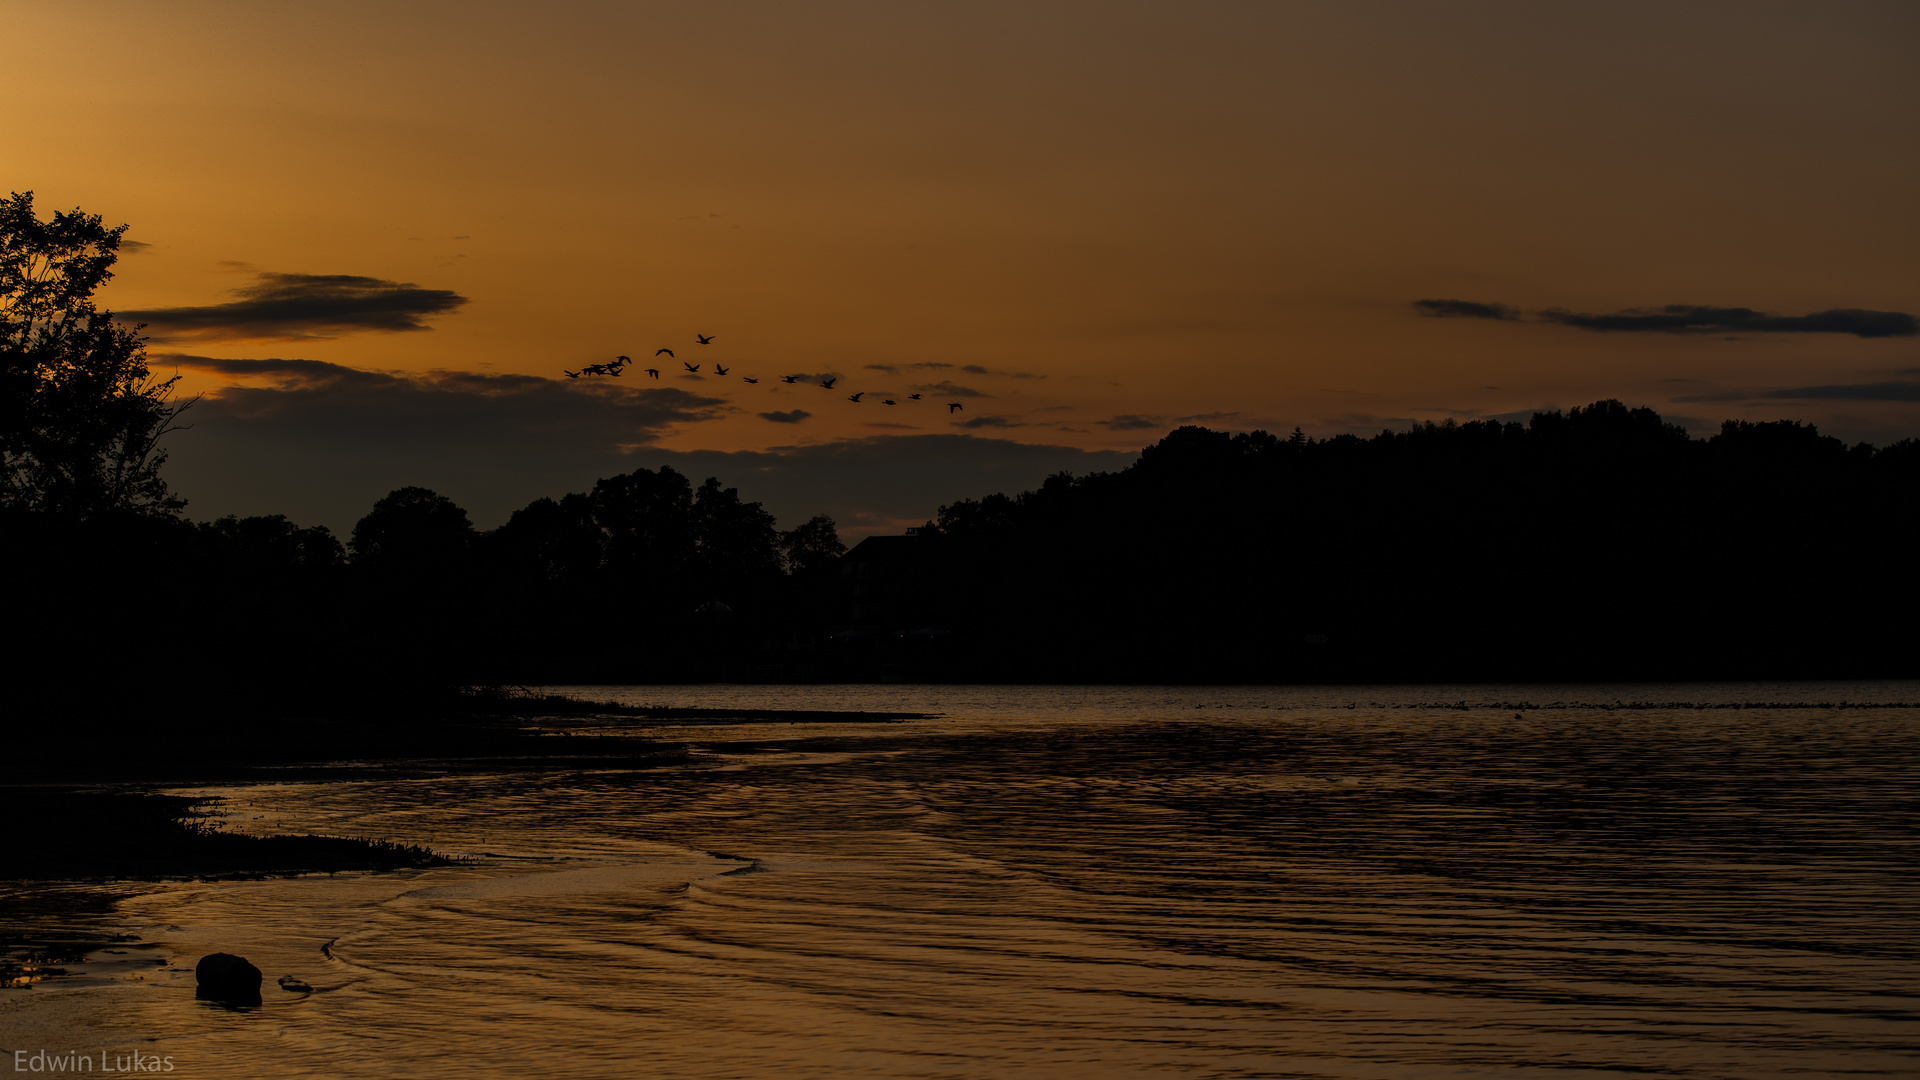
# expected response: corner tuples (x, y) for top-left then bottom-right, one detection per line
(164, 354), (725, 432)
(1763, 381), (1920, 402)
(1678, 380), (1920, 404)
(1411, 299), (1520, 321)
(124, 272), (468, 341)
(159, 354), (1135, 539)
(1414, 298), (1915, 338)
(910, 381), (991, 398)
(961, 364), (1046, 379)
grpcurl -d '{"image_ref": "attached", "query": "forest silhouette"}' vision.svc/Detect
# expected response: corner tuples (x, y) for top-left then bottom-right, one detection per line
(11, 402), (1919, 728)
(7, 192), (1920, 734)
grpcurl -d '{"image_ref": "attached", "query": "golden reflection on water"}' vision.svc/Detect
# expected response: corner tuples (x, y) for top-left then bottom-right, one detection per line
(4, 684), (1919, 1078)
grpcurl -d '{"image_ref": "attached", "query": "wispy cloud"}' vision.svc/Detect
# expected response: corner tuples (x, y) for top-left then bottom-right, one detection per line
(910, 381), (991, 398)
(952, 415), (1025, 430)
(1762, 381), (1920, 402)
(1675, 380), (1920, 404)
(961, 364), (1046, 379)
(1414, 298), (1916, 338)
(1101, 414), (1165, 431)
(863, 362), (1045, 380)
(1411, 299), (1520, 321)
(123, 272), (468, 342)
(865, 361), (957, 375)
(758, 409), (811, 423)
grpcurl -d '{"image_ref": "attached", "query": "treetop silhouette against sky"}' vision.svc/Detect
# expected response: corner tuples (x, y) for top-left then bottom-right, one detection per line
(1, 191), (187, 517)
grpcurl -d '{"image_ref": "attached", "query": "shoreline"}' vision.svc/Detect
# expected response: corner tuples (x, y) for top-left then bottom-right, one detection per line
(0, 699), (931, 888)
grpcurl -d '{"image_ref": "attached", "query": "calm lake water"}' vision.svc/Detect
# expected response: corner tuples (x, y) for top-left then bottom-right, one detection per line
(5, 683), (1919, 1079)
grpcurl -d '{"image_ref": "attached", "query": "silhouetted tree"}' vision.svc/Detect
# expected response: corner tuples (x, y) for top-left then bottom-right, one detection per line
(780, 514), (846, 576)
(489, 494), (603, 584)
(201, 514), (346, 572)
(350, 486), (476, 572)
(1, 191), (187, 517)
(591, 466), (698, 584)
(691, 476), (782, 604)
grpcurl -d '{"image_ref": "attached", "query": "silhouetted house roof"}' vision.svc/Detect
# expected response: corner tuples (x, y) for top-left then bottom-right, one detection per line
(842, 534), (925, 567)
(838, 532), (931, 625)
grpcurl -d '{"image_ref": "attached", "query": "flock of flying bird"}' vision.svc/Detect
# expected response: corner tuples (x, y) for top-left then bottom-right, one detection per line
(562, 334), (966, 413)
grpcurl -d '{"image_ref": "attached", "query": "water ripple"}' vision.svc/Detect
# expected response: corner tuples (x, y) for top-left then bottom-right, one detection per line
(8, 683), (1916, 1079)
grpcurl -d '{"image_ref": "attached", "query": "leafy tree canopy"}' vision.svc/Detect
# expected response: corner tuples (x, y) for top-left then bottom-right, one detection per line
(350, 486), (476, 571)
(780, 514), (846, 576)
(1, 191), (187, 517)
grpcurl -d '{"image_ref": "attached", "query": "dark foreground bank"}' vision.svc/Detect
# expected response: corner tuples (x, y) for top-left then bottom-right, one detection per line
(1, 693), (936, 882)
(2, 792), (449, 882)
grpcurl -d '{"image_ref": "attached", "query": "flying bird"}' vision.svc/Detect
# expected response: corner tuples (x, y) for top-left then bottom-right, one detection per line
(564, 370), (580, 379)
(645, 368), (660, 379)
(949, 403), (963, 413)
(907, 393), (922, 400)
(684, 362), (700, 373)
(714, 364), (730, 376)
(742, 377), (759, 384)
(696, 334), (714, 345)
(655, 348), (674, 358)
(848, 392), (864, 402)
(820, 377), (838, 389)
(781, 375), (802, 384)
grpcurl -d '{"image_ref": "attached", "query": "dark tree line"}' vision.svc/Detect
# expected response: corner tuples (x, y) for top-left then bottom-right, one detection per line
(9, 468), (848, 721)
(31, 397), (1892, 710)
(869, 402), (1920, 681)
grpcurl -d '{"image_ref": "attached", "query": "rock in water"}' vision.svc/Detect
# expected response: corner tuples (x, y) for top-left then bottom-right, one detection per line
(278, 975), (313, 993)
(195, 953), (263, 1000)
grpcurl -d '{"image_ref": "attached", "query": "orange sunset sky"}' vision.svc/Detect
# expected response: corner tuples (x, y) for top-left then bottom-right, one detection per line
(12, 0), (1918, 534)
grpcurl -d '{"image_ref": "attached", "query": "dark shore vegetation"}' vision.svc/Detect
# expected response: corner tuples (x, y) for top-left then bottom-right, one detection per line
(10, 399), (1915, 734)
(30, 399), (1915, 714)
